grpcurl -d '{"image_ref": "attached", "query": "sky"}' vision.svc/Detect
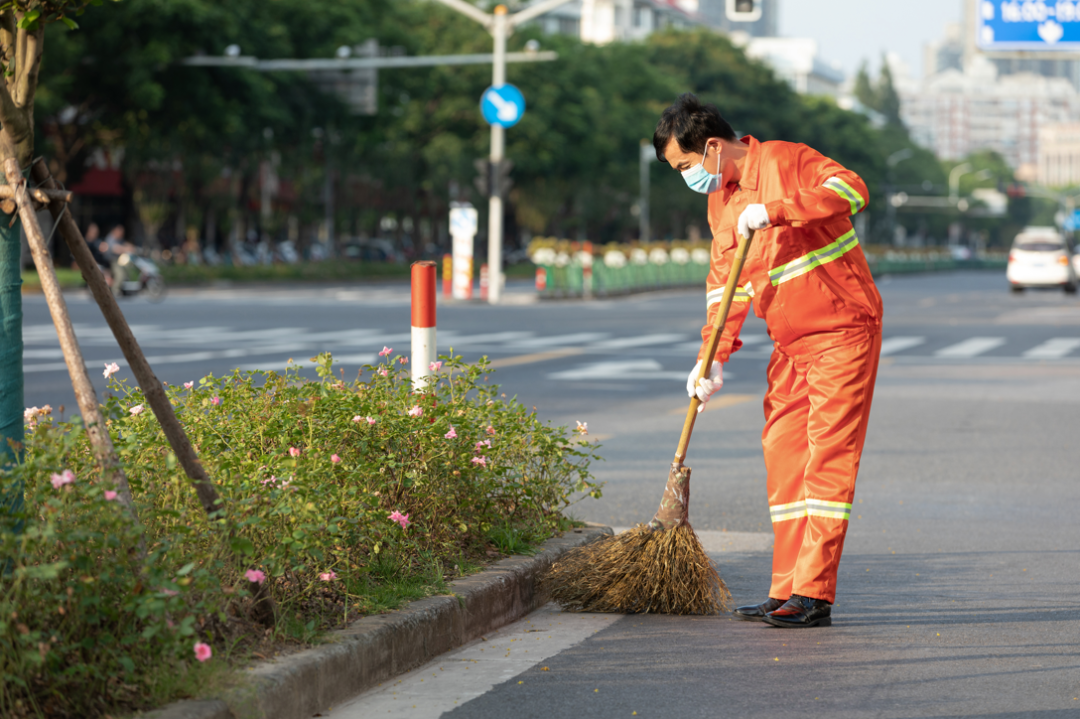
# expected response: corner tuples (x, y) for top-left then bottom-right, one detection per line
(777, 0), (965, 79)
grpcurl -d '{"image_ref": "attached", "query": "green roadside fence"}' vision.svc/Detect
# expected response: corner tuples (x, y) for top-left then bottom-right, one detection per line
(531, 241), (1009, 300)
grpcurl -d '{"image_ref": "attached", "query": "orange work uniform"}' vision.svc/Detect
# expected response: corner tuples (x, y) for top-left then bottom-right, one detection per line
(700, 136), (882, 604)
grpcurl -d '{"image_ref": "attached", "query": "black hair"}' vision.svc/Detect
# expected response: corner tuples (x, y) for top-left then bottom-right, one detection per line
(653, 93), (737, 164)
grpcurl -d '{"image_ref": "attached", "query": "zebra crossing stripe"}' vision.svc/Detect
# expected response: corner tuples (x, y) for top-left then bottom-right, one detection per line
(1022, 338), (1080, 359)
(879, 337), (925, 356)
(934, 337), (1006, 358)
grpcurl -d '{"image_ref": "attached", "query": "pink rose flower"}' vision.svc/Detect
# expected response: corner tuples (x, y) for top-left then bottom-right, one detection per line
(408, 405), (423, 418)
(319, 571), (337, 582)
(184, 381), (194, 389)
(475, 439), (491, 451)
(352, 415), (363, 423)
(103, 362), (120, 379)
(211, 396), (222, 406)
(104, 490), (119, 501)
(444, 426), (457, 439)
(245, 569), (266, 584)
(129, 404), (144, 416)
(378, 368), (388, 377)
(471, 456), (488, 468)
(194, 642), (212, 662)
(50, 469), (76, 489)
(331, 454), (341, 464)
(366, 416), (376, 425)
(379, 346), (393, 357)
(289, 447), (301, 457)
(399, 356), (409, 365)
(486, 425), (496, 436)
(388, 510), (411, 529)
(429, 361), (443, 372)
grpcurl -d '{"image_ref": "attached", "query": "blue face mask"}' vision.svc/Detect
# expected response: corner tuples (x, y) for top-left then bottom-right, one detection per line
(681, 144), (721, 194)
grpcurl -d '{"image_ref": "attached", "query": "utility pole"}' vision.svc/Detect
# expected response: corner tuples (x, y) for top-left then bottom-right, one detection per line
(639, 140), (652, 243)
(434, 0), (575, 304)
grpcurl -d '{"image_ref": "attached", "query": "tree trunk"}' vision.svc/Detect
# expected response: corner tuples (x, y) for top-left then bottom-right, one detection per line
(0, 210), (24, 531)
(5, 158), (146, 557)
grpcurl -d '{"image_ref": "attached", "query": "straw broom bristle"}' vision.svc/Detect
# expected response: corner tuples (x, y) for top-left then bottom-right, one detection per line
(541, 524), (730, 615)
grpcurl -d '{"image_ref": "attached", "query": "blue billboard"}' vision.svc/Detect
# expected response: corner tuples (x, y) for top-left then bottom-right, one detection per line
(977, 1), (1080, 51)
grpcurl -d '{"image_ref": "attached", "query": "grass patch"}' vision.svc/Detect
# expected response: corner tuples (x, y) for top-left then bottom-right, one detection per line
(20, 268), (86, 291)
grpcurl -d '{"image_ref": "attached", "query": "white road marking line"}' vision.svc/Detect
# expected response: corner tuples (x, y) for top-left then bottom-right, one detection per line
(325, 603), (619, 719)
(509, 332), (609, 349)
(443, 331), (534, 346)
(549, 359), (693, 381)
(22, 349), (65, 359)
(1022, 338), (1080, 359)
(588, 333), (687, 350)
(934, 337), (1006, 358)
(239, 354), (376, 372)
(879, 336), (926, 356)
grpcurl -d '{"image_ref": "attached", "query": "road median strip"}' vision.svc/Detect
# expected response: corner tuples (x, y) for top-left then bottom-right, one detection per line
(144, 525), (611, 719)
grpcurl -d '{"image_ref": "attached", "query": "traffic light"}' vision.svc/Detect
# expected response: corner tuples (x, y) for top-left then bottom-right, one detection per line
(473, 159), (514, 198)
(727, 0), (761, 21)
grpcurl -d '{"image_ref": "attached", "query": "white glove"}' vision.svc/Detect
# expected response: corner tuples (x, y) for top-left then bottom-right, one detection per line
(686, 360), (723, 413)
(737, 204), (770, 240)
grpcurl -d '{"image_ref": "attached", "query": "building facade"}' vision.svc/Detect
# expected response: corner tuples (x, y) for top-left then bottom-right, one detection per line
(901, 57), (1080, 172)
(1038, 122), (1080, 186)
(528, 0), (777, 45)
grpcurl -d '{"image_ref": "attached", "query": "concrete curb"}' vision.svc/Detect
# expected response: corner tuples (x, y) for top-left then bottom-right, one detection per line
(144, 525), (612, 719)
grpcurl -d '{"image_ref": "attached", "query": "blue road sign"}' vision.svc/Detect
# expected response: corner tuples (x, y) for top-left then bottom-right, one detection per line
(977, 1), (1080, 51)
(481, 84), (525, 128)
(1063, 209), (1080, 231)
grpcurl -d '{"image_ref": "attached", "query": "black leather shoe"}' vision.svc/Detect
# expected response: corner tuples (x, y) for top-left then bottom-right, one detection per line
(763, 594), (832, 628)
(732, 597), (786, 621)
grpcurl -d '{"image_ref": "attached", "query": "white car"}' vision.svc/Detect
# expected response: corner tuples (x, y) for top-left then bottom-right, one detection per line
(1007, 227), (1078, 294)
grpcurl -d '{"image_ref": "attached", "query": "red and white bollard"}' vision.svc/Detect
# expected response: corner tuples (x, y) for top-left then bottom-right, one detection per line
(535, 266), (547, 292)
(442, 254), (452, 298)
(411, 261), (437, 390)
(479, 263), (489, 301)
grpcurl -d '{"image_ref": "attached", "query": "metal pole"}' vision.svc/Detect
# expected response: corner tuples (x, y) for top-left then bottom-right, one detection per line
(640, 140), (651, 243)
(488, 5), (508, 305)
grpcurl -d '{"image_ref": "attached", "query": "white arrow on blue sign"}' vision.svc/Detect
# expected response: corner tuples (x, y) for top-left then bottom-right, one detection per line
(977, 1), (1080, 51)
(481, 84), (525, 128)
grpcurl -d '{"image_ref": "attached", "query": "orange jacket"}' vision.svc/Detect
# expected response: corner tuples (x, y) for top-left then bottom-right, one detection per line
(700, 136), (882, 363)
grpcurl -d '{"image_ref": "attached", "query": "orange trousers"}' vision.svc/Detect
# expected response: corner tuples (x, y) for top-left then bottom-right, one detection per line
(761, 330), (881, 604)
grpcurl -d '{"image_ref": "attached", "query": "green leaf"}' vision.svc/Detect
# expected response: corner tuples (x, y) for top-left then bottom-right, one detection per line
(60, 17), (79, 30)
(176, 561), (196, 576)
(17, 10), (40, 29)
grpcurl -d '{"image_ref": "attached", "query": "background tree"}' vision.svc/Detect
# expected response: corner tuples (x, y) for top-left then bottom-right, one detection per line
(1, 0), (117, 521)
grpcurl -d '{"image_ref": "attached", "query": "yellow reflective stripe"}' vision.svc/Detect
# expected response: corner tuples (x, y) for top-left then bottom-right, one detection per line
(769, 230), (859, 286)
(769, 500), (806, 523)
(806, 498), (852, 520)
(706, 285), (752, 307)
(823, 176), (865, 215)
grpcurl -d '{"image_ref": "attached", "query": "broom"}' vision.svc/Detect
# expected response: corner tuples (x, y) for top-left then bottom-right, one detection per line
(542, 229), (755, 615)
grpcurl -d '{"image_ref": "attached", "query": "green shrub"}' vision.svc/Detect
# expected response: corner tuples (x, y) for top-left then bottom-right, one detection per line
(1, 353), (601, 717)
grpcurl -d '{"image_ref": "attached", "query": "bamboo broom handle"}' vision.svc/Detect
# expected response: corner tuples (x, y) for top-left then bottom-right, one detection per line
(673, 229), (754, 464)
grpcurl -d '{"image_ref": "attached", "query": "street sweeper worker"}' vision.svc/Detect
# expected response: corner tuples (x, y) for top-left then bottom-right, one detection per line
(654, 93), (882, 628)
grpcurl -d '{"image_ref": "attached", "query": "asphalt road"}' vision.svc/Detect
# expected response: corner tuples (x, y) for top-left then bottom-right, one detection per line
(22, 271), (1080, 717)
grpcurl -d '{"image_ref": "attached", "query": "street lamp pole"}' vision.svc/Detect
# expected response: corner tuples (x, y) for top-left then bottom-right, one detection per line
(640, 140), (651, 243)
(886, 148), (913, 246)
(433, 0), (574, 304)
(489, 6), (508, 304)
(949, 162), (972, 203)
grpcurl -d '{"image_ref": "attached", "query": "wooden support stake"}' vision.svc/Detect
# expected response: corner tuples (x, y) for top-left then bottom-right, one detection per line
(30, 160), (274, 624)
(28, 159), (224, 521)
(3, 159), (143, 542)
